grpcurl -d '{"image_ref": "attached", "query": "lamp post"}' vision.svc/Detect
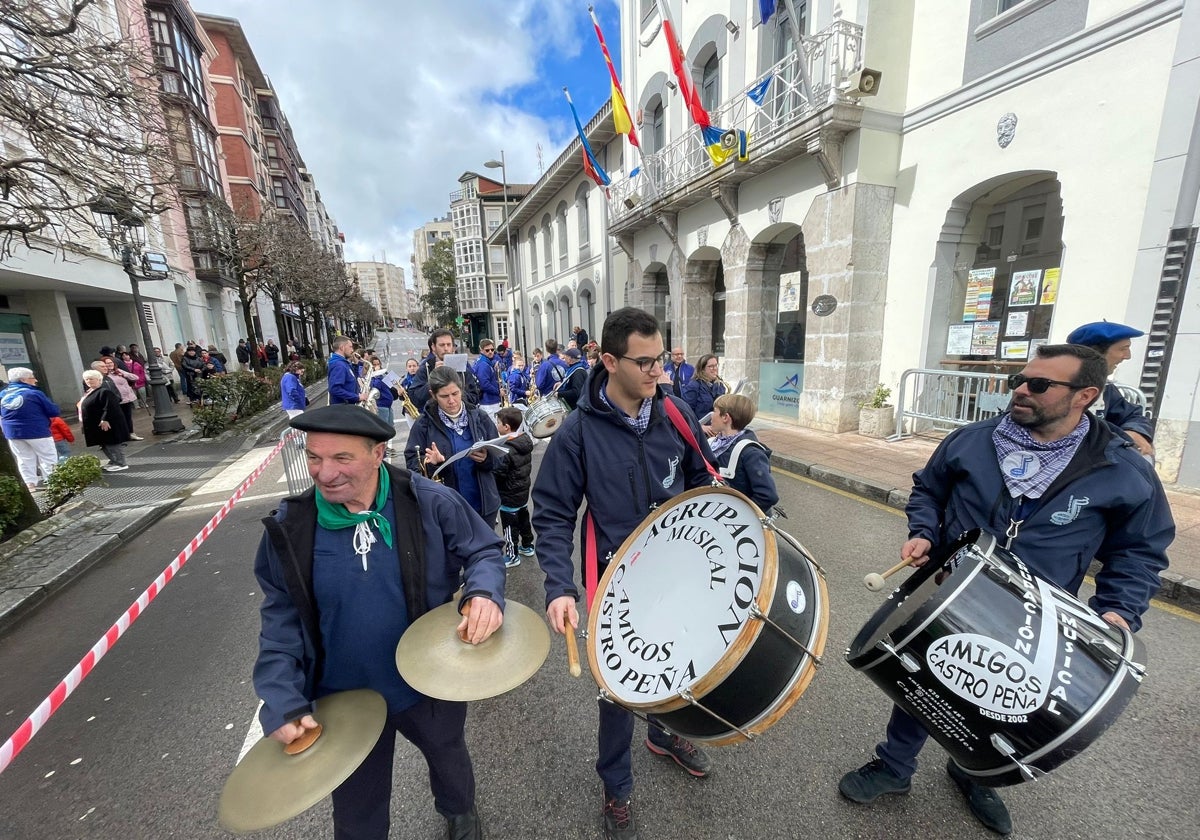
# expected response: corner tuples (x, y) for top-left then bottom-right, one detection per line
(89, 191), (185, 434)
(484, 154), (528, 356)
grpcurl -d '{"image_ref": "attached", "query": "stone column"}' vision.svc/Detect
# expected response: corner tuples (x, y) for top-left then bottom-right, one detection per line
(24, 291), (86, 406)
(728, 238), (786, 386)
(679, 256), (718, 360)
(797, 183), (896, 432)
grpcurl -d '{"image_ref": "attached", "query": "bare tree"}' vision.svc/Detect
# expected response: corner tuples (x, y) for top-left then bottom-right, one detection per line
(0, 0), (175, 258)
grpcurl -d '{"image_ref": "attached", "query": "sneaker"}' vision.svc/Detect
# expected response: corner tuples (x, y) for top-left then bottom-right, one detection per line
(601, 795), (637, 840)
(445, 805), (482, 840)
(947, 760), (1012, 835)
(517, 545), (535, 557)
(838, 758), (912, 803)
(503, 555), (521, 569)
(129, 434), (144, 441)
(645, 734), (711, 778)
(103, 464), (129, 472)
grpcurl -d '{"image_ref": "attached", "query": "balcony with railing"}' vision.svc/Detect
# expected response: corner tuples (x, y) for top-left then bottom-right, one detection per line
(608, 19), (865, 231)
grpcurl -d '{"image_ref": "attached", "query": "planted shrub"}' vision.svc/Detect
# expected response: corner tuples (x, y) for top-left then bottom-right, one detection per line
(43, 455), (103, 512)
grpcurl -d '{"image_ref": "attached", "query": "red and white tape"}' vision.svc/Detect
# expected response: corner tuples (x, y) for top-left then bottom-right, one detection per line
(0, 433), (294, 775)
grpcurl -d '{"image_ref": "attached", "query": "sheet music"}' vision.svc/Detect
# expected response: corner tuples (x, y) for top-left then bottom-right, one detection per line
(431, 433), (517, 479)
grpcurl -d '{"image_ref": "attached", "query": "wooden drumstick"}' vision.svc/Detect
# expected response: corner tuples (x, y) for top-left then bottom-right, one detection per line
(864, 556), (920, 592)
(564, 623), (582, 678)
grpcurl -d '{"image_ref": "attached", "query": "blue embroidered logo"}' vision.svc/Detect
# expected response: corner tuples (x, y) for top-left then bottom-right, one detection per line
(662, 455), (680, 489)
(1049, 495), (1090, 525)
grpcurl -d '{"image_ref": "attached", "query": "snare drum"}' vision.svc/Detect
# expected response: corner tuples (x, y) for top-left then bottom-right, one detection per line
(846, 530), (1145, 786)
(586, 487), (828, 745)
(526, 395), (568, 438)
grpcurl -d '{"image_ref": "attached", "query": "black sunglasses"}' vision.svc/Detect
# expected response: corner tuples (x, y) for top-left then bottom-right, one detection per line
(1007, 373), (1083, 394)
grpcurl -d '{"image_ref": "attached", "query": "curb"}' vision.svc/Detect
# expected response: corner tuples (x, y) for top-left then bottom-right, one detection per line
(769, 452), (1200, 615)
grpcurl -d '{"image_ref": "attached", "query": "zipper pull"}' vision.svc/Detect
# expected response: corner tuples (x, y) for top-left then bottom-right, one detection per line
(1004, 518), (1024, 549)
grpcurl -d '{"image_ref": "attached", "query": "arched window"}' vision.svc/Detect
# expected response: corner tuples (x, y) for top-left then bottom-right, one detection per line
(541, 214), (552, 275)
(700, 52), (720, 112)
(556, 201), (569, 270)
(528, 227), (538, 280)
(650, 99), (665, 153)
(575, 183), (591, 253)
(559, 293), (572, 341)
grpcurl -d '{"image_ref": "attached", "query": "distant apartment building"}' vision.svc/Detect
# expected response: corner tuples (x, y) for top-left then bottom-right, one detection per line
(349, 262), (408, 327)
(300, 169), (345, 260)
(410, 215), (454, 329)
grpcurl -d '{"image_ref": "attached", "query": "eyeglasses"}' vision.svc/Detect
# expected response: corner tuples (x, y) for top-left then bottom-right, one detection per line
(619, 351), (670, 373)
(1007, 373), (1083, 394)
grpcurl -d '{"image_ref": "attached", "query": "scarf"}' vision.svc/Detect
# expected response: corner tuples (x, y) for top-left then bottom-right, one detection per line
(314, 464), (393, 570)
(709, 430), (745, 458)
(439, 407), (469, 434)
(992, 414), (1089, 499)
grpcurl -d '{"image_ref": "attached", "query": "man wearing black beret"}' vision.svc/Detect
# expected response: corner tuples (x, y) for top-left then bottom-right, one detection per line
(251, 404), (506, 840)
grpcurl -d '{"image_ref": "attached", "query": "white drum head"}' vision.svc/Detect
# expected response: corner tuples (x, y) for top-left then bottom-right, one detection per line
(587, 487), (776, 710)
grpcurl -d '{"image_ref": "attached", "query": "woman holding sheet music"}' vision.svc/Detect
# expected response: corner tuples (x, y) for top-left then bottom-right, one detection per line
(405, 366), (501, 526)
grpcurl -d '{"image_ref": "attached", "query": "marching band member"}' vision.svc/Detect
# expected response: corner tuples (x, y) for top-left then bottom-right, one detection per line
(838, 344), (1173, 836)
(506, 353), (531, 403)
(327, 336), (366, 406)
(681, 354), (726, 434)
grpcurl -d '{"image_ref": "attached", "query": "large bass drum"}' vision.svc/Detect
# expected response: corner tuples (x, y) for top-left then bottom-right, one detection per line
(586, 487), (828, 746)
(846, 530), (1146, 786)
(525, 395), (568, 438)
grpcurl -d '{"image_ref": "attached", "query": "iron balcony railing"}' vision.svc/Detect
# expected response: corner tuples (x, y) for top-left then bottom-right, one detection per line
(608, 19), (863, 224)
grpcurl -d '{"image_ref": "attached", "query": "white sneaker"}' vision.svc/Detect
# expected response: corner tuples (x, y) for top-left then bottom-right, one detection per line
(103, 464), (129, 472)
(129, 434), (144, 441)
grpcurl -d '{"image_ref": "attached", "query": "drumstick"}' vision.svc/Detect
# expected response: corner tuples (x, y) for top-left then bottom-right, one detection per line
(564, 622), (582, 678)
(864, 556), (920, 592)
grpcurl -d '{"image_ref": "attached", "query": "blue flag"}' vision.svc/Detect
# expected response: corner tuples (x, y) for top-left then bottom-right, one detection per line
(564, 87), (609, 187)
(759, 0), (777, 25)
(747, 74), (773, 108)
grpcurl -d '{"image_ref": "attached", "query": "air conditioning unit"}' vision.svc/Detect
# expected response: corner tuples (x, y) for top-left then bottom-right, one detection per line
(846, 67), (882, 97)
(623, 192), (643, 210)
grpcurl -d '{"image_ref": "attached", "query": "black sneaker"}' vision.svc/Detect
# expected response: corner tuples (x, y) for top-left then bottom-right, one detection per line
(645, 735), (711, 777)
(602, 795), (637, 840)
(445, 805), (482, 840)
(947, 760), (1012, 835)
(838, 757), (912, 803)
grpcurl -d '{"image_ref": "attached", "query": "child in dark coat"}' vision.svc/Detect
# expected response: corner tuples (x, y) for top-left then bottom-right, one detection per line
(492, 407), (535, 568)
(709, 393), (779, 512)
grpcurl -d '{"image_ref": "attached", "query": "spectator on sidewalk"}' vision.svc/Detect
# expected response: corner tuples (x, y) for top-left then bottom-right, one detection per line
(662, 347), (694, 397)
(709, 393), (778, 512)
(80, 370), (129, 472)
(1, 367), (61, 489)
(181, 346), (204, 404)
(200, 349), (226, 378)
(102, 356), (142, 441)
(492, 407), (534, 568)
(206, 344), (228, 367)
(121, 351), (147, 407)
(682, 354), (726, 432)
(50, 415), (75, 462)
(236, 339), (252, 370)
(572, 325), (589, 347)
(152, 347), (181, 404)
(266, 339), (280, 367)
(281, 361), (308, 419)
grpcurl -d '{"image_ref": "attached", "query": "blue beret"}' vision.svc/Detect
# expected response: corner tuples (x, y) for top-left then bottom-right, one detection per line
(289, 404), (396, 441)
(1066, 321), (1144, 347)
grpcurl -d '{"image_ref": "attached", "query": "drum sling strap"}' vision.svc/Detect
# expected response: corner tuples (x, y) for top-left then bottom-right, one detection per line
(718, 439), (768, 481)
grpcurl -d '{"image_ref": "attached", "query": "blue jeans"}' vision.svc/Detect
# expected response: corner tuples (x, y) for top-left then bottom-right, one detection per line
(876, 704), (930, 779)
(376, 405), (394, 428)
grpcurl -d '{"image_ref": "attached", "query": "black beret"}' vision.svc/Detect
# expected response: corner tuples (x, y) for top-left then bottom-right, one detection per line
(289, 405), (396, 441)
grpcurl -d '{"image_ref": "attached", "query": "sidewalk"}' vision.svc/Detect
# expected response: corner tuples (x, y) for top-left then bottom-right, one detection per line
(753, 418), (1200, 610)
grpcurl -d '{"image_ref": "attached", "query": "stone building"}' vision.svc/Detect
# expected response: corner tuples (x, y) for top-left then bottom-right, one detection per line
(410, 215), (453, 330)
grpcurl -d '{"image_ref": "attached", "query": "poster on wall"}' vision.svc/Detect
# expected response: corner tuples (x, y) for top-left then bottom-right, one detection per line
(1029, 338), (1049, 358)
(1040, 268), (1060, 305)
(1008, 269), (1041, 306)
(964, 268), (995, 321)
(946, 324), (974, 355)
(970, 321), (1000, 355)
(0, 333), (31, 366)
(779, 280), (802, 313)
(1002, 340), (1031, 361)
(1005, 311), (1029, 336)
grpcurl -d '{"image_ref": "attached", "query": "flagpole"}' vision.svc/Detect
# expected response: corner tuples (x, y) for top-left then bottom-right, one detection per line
(779, 0), (815, 105)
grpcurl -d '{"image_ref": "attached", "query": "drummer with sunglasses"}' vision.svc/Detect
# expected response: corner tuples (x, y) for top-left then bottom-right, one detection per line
(532, 307), (718, 840)
(839, 343), (1173, 836)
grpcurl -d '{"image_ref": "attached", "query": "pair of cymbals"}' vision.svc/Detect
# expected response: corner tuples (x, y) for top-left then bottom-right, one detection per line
(396, 599), (551, 701)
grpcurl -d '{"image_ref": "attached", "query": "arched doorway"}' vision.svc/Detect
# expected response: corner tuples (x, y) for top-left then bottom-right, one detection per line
(642, 262), (671, 349)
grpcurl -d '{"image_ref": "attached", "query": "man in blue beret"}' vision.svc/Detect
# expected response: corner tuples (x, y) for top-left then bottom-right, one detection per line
(1065, 320), (1154, 458)
(251, 404), (505, 840)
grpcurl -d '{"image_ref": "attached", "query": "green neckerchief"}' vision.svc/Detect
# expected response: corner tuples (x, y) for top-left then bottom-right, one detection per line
(314, 464), (393, 549)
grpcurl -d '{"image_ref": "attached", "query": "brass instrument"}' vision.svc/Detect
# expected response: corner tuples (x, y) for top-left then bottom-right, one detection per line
(358, 377), (380, 414)
(500, 380), (510, 408)
(398, 388), (420, 419)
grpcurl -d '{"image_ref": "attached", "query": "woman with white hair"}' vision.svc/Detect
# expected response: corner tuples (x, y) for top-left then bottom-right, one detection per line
(79, 369), (131, 472)
(0, 367), (61, 489)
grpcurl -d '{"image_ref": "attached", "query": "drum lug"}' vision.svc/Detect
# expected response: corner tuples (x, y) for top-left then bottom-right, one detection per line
(988, 733), (1045, 782)
(679, 688), (757, 741)
(875, 640), (921, 674)
(749, 602), (823, 667)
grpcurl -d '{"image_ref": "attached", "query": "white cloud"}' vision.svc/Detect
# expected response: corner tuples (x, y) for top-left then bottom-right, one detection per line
(199, 0), (584, 278)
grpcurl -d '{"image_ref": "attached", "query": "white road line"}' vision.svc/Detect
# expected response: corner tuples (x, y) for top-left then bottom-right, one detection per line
(191, 447), (278, 497)
(175, 491), (284, 513)
(237, 702), (265, 764)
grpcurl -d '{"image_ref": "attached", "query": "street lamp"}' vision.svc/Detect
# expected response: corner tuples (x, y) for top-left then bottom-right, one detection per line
(484, 154), (528, 356)
(89, 189), (185, 435)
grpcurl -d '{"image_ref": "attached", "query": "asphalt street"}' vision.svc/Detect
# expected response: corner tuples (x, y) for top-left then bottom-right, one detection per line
(0, 369), (1198, 839)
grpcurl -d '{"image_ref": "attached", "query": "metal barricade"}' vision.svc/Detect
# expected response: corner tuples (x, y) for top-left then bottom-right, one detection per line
(891, 368), (1010, 439)
(279, 429), (313, 496)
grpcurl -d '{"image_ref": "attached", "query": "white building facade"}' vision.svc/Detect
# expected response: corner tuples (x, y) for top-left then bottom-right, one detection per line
(411, 215), (453, 330)
(348, 261), (408, 327)
(614, 0), (1200, 484)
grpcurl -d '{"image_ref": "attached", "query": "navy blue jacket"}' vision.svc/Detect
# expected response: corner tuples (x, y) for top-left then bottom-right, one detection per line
(252, 466), (505, 735)
(507, 367), (531, 402)
(1099, 382), (1154, 441)
(473, 355), (501, 406)
(404, 402), (501, 521)
(663, 361), (695, 396)
(532, 368), (716, 607)
(326, 353), (359, 405)
(556, 362), (589, 409)
(0, 381), (60, 439)
(715, 429), (778, 512)
(280, 372), (307, 411)
(535, 356), (567, 395)
(682, 377), (726, 419)
(369, 372), (395, 409)
(907, 414), (1173, 631)
(409, 354), (481, 410)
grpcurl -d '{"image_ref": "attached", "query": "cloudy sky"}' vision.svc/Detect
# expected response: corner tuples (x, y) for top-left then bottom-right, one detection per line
(198, 0), (622, 280)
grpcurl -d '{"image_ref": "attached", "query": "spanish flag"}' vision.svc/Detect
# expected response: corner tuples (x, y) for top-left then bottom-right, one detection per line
(589, 6), (639, 149)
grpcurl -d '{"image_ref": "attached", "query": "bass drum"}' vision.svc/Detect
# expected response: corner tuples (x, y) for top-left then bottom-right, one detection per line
(526, 395), (568, 438)
(586, 487), (828, 746)
(846, 530), (1146, 786)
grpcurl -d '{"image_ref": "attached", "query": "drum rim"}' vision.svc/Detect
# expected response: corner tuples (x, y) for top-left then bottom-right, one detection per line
(527, 395), (568, 437)
(585, 486), (780, 712)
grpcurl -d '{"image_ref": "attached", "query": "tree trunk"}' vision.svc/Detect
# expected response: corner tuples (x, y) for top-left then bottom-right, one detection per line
(239, 285), (262, 373)
(271, 288), (289, 354)
(0, 429), (44, 535)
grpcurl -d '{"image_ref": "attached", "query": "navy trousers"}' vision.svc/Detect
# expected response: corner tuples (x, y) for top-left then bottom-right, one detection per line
(876, 704), (930, 779)
(597, 700), (675, 801)
(330, 697), (474, 840)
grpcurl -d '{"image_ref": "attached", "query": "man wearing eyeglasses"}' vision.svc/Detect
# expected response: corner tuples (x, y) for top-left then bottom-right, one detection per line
(532, 307), (717, 840)
(840, 343), (1173, 837)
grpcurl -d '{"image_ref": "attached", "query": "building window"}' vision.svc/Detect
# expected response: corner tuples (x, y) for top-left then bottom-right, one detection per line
(493, 282), (507, 306)
(575, 183), (590, 252)
(488, 246), (506, 275)
(452, 203), (480, 239)
(556, 202), (568, 270)
(495, 316), (510, 343)
(272, 178), (288, 209)
(454, 239), (484, 277)
(650, 101), (665, 153)
(700, 53), (720, 113)
(528, 227), (538, 280)
(541, 215), (552, 274)
(486, 208), (502, 233)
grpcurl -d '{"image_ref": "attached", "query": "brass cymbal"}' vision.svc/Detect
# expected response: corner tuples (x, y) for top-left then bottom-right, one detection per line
(396, 600), (550, 701)
(218, 689), (387, 835)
